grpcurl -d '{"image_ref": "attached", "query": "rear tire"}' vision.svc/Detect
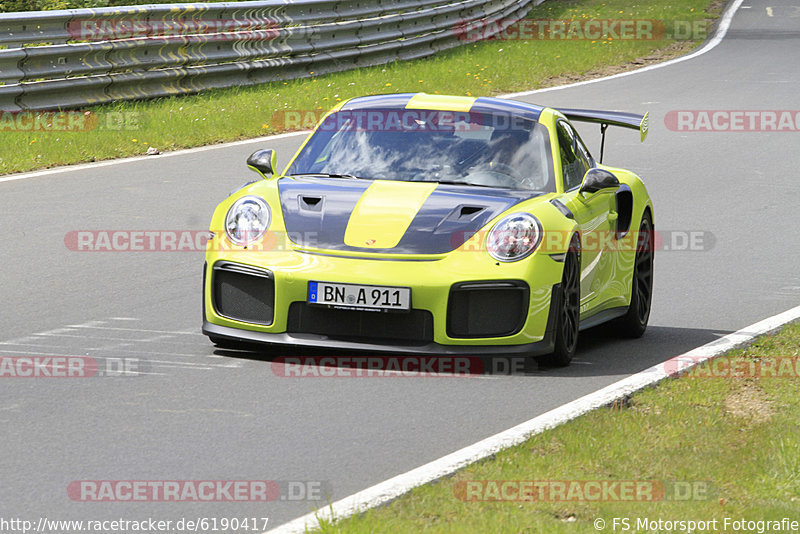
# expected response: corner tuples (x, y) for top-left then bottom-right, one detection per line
(540, 235), (580, 367)
(614, 213), (654, 338)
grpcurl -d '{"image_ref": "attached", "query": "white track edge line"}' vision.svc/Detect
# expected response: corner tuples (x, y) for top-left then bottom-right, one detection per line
(0, 131), (309, 184)
(2, 0), (743, 184)
(268, 303), (800, 534)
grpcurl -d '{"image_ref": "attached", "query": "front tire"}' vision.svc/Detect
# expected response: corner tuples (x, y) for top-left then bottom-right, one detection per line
(615, 213), (654, 338)
(541, 235), (581, 367)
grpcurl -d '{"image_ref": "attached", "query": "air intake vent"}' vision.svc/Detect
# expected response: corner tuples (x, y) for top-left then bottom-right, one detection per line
(287, 303), (433, 344)
(448, 281), (529, 338)
(212, 262), (274, 325)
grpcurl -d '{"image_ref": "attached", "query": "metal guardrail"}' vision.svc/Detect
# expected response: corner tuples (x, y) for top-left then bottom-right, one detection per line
(0, 0), (542, 111)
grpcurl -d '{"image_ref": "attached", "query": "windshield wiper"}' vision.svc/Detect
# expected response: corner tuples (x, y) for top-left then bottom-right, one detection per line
(289, 173), (363, 180)
(430, 179), (508, 189)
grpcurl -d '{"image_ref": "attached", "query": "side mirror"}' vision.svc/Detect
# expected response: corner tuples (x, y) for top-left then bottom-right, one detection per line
(579, 168), (619, 195)
(247, 149), (277, 179)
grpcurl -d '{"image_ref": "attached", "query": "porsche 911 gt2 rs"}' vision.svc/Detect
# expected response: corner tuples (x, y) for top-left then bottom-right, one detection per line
(202, 93), (653, 366)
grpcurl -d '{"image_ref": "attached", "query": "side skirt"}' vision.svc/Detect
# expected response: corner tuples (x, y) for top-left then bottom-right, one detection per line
(578, 306), (628, 331)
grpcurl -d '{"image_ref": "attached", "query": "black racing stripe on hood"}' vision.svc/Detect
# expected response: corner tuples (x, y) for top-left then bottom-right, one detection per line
(392, 185), (533, 254)
(278, 177), (371, 249)
(278, 177), (536, 254)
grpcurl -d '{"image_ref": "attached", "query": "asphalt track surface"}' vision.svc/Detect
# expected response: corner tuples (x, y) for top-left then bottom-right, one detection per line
(2, 0), (799, 528)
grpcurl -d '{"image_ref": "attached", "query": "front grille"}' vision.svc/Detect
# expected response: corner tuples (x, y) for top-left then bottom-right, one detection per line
(447, 281), (529, 338)
(287, 303), (433, 344)
(212, 262), (274, 325)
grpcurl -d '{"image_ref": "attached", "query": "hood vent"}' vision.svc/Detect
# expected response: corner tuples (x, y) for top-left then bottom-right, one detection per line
(458, 205), (485, 219)
(298, 195), (323, 212)
(448, 204), (486, 222)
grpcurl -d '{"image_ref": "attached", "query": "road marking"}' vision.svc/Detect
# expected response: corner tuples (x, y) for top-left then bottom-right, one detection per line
(267, 303), (800, 533)
(32, 332), (176, 343)
(0, 349), (92, 356)
(0, 131), (309, 184)
(0, 343), (123, 352)
(0, 320), (117, 344)
(144, 359), (238, 368)
(0, 345), (236, 370)
(2, 341), (237, 363)
(65, 325), (200, 335)
(766, 6), (774, 16)
(2, 317), (239, 371)
(0, 348), (217, 374)
(31, 332), (201, 346)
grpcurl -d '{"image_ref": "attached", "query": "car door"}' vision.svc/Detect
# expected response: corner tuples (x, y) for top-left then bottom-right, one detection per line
(555, 120), (617, 311)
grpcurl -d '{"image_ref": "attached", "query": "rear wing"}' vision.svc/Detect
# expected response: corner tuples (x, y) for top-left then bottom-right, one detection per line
(558, 108), (649, 162)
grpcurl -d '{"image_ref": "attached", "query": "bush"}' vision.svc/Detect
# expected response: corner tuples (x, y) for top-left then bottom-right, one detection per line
(0, 0), (233, 12)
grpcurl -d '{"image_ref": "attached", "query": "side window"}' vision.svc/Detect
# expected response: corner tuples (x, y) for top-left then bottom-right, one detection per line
(556, 121), (588, 190)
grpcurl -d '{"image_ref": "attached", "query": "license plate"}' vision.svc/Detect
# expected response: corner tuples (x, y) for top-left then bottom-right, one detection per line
(308, 281), (411, 311)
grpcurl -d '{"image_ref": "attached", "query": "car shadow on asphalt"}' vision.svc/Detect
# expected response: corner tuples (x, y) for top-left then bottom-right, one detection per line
(551, 324), (733, 377)
(210, 324), (732, 379)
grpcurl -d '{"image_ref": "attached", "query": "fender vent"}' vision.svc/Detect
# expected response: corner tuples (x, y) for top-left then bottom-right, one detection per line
(615, 186), (633, 238)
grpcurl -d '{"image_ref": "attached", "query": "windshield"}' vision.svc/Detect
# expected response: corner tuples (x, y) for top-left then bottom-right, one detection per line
(285, 108), (554, 191)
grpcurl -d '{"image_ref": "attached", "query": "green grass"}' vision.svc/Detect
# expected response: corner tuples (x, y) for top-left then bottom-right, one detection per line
(311, 320), (800, 533)
(1, 0), (721, 176)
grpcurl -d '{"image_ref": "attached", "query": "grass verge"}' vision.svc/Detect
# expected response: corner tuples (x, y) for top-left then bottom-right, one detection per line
(312, 320), (800, 533)
(1, 0), (723, 176)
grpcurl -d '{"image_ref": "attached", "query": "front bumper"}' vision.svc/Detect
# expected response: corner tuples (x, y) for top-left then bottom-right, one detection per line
(203, 246), (563, 354)
(202, 319), (557, 355)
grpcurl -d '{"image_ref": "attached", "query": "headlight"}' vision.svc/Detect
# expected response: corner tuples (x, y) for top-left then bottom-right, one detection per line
(486, 213), (542, 262)
(225, 196), (271, 246)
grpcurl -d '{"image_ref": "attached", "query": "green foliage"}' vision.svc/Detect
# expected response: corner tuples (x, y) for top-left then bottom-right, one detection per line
(0, 0), (232, 12)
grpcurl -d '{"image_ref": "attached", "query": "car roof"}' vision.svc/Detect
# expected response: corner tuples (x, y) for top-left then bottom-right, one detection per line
(340, 93), (543, 122)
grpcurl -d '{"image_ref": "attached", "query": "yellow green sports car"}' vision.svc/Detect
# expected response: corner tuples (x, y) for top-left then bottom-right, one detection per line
(202, 93), (653, 366)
